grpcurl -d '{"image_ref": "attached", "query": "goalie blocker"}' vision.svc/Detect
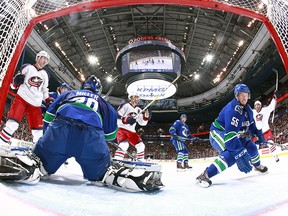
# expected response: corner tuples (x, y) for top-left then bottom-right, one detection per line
(0, 149), (164, 192)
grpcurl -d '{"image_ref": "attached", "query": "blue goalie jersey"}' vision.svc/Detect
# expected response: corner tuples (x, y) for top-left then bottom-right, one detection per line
(44, 89), (117, 141)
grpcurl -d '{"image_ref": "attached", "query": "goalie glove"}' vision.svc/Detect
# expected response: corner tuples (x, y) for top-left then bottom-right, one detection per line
(100, 159), (164, 192)
(45, 96), (55, 107)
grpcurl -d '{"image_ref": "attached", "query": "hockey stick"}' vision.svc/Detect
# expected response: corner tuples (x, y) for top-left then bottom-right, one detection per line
(271, 68), (278, 124)
(102, 85), (114, 100)
(174, 135), (209, 142)
(108, 142), (139, 161)
(267, 141), (287, 148)
(141, 74), (181, 113)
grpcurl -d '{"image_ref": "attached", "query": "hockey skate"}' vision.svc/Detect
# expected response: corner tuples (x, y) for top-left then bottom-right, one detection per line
(274, 155), (279, 163)
(254, 164), (268, 173)
(196, 170), (212, 188)
(176, 161), (185, 171)
(184, 162), (192, 169)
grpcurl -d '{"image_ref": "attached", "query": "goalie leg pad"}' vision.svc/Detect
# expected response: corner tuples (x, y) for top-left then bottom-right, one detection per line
(0, 157), (29, 181)
(102, 159), (164, 192)
(0, 150), (44, 184)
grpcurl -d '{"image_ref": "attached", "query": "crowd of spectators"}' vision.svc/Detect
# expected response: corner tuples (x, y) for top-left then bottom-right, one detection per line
(1, 82), (287, 160)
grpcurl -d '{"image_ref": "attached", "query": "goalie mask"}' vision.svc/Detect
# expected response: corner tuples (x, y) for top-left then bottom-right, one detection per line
(81, 75), (102, 94)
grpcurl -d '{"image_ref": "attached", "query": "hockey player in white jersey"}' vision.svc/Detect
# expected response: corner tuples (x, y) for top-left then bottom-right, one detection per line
(253, 96), (277, 142)
(114, 92), (150, 161)
(253, 93), (279, 161)
(0, 50), (53, 151)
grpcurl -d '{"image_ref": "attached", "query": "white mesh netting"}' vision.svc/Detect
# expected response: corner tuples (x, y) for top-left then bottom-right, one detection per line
(0, 0), (287, 87)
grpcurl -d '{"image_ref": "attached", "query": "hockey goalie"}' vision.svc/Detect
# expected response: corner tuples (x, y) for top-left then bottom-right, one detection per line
(0, 148), (164, 192)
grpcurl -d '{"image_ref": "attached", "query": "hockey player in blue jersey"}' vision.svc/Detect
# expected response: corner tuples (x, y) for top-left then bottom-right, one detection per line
(41, 82), (71, 115)
(169, 114), (196, 169)
(49, 82), (71, 99)
(196, 84), (268, 187)
(36, 75), (117, 182)
(0, 75), (164, 192)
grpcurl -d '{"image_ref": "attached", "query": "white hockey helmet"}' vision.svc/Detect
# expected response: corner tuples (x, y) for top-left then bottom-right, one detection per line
(254, 100), (262, 107)
(36, 50), (50, 61)
(128, 92), (140, 99)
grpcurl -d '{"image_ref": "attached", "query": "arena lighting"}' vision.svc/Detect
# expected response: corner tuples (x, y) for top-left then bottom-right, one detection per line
(106, 76), (113, 82)
(126, 78), (177, 100)
(238, 40), (244, 47)
(88, 55), (98, 64)
(205, 54), (213, 62)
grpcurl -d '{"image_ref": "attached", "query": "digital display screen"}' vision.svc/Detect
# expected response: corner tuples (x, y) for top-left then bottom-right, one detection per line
(128, 50), (174, 72)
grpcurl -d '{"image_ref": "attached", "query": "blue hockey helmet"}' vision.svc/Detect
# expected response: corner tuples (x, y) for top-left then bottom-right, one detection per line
(81, 75), (102, 94)
(234, 84), (250, 99)
(59, 82), (71, 90)
(180, 114), (187, 120)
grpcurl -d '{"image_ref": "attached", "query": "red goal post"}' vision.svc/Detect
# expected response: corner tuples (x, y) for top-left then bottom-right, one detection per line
(0, 0), (287, 120)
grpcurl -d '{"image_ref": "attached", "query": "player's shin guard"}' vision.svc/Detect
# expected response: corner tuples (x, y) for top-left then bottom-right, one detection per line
(31, 129), (43, 144)
(135, 142), (145, 161)
(101, 159), (164, 192)
(250, 153), (260, 167)
(0, 120), (19, 146)
(114, 141), (129, 160)
(211, 156), (228, 175)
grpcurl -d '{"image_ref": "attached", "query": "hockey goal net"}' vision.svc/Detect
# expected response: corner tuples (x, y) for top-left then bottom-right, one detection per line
(0, 0), (287, 117)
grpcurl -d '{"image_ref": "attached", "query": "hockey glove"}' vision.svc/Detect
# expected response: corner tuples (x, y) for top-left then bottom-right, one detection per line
(45, 97), (54, 107)
(230, 148), (252, 174)
(13, 73), (25, 85)
(274, 90), (280, 99)
(122, 116), (136, 125)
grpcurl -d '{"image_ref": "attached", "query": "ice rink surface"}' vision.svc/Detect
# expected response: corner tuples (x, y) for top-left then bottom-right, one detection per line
(1, 152), (288, 216)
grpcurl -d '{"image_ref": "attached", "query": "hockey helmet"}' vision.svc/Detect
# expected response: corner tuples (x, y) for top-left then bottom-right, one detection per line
(180, 114), (187, 120)
(254, 100), (262, 107)
(81, 75), (102, 94)
(59, 82), (71, 90)
(234, 84), (250, 99)
(128, 92), (140, 99)
(36, 50), (50, 61)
